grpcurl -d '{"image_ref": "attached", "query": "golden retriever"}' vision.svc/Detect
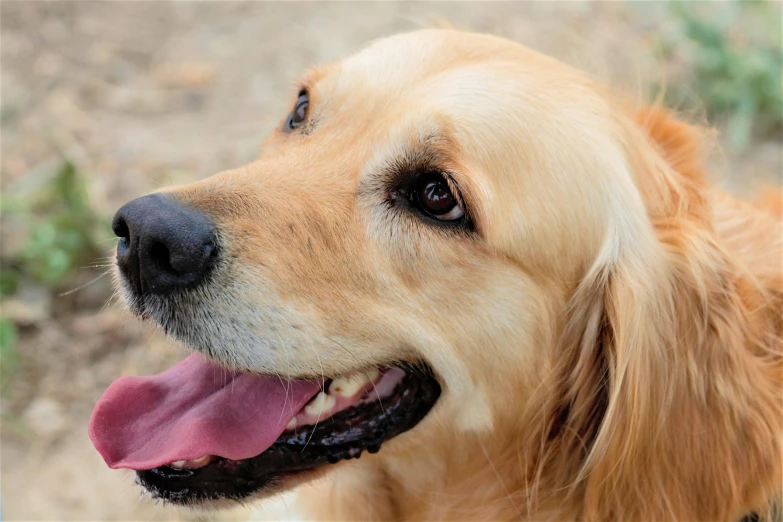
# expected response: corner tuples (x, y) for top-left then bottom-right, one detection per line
(89, 30), (782, 521)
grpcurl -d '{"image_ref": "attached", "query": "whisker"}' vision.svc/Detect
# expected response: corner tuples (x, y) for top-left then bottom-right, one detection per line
(478, 436), (523, 520)
(273, 316), (301, 427)
(328, 336), (361, 367)
(368, 372), (388, 423)
(301, 350), (327, 452)
(58, 270), (111, 296)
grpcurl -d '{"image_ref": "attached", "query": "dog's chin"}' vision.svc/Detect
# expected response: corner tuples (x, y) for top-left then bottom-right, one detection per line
(134, 362), (441, 506)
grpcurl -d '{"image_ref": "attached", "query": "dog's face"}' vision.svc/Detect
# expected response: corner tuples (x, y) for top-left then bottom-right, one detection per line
(90, 30), (668, 507)
(148, 29), (629, 385)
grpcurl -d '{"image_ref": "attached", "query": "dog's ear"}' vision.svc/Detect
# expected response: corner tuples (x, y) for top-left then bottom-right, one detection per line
(525, 106), (782, 521)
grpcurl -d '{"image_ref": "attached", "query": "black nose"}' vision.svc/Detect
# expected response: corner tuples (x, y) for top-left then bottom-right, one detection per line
(112, 194), (217, 295)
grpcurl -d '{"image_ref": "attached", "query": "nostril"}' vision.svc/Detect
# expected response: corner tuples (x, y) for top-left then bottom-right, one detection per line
(112, 217), (131, 257)
(113, 217), (130, 239)
(149, 241), (176, 274)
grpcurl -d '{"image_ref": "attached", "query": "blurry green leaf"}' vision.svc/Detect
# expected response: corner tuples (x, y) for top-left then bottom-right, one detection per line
(657, 0), (782, 150)
(0, 267), (21, 296)
(0, 316), (18, 391)
(0, 158), (110, 297)
(0, 317), (17, 357)
(50, 249), (71, 274)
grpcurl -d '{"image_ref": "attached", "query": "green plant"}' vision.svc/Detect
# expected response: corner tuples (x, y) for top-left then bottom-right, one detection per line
(0, 316), (18, 392)
(0, 160), (111, 296)
(656, 1), (783, 150)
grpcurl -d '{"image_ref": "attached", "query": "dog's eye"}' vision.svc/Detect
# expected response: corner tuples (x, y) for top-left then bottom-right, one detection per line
(412, 173), (465, 221)
(284, 90), (309, 131)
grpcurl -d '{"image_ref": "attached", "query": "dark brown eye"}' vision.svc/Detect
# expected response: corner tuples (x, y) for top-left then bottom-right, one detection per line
(284, 91), (309, 131)
(414, 173), (465, 221)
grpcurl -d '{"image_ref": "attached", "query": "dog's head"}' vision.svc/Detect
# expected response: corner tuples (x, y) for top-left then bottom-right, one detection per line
(89, 30), (781, 518)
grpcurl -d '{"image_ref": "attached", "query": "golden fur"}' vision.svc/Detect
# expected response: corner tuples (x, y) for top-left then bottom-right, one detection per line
(143, 30), (782, 520)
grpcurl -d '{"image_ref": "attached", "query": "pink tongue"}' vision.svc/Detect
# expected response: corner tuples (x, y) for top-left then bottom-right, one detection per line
(88, 354), (322, 470)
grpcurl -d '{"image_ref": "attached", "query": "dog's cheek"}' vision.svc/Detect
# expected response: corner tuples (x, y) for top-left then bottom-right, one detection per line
(452, 385), (495, 433)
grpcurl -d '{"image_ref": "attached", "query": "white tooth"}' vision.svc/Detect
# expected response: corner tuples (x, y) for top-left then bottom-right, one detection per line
(170, 460), (186, 469)
(304, 391), (336, 417)
(286, 418), (297, 430)
(329, 370), (377, 397)
(365, 368), (380, 381)
(190, 455), (210, 466)
(329, 377), (362, 397)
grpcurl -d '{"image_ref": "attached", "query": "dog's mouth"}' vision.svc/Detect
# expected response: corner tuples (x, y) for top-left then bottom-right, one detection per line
(89, 353), (440, 504)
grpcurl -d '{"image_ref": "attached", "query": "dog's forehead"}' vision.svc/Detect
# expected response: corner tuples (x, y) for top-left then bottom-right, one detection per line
(327, 30), (524, 99)
(317, 31), (618, 173)
(308, 32), (529, 169)
(315, 30), (611, 142)
(339, 31), (459, 88)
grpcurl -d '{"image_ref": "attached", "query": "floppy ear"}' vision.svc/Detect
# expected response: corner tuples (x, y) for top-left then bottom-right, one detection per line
(525, 107), (782, 521)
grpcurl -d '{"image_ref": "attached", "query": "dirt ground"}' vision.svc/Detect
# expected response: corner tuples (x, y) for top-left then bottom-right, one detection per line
(1, 2), (780, 521)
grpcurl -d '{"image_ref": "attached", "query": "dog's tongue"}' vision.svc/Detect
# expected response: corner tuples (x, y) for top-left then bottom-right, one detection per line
(89, 354), (322, 470)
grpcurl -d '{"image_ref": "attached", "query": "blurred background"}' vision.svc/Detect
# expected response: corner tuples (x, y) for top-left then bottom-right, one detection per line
(1, 2), (781, 520)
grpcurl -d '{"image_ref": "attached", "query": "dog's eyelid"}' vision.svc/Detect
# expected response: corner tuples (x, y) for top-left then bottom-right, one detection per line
(294, 66), (325, 95)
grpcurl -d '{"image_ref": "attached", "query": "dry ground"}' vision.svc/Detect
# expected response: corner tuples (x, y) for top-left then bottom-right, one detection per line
(1, 2), (780, 520)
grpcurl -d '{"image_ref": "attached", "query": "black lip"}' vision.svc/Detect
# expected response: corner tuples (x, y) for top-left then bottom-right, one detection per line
(136, 365), (441, 504)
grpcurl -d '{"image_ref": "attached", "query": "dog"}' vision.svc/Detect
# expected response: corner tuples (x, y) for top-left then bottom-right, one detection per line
(89, 29), (783, 520)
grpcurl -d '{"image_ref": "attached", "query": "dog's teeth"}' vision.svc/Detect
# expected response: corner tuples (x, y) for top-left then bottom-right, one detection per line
(286, 418), (297, 430)
(329, 376), (365, 397)
(305, 391), (336, 416)
(329, 369), (379, 397)
(190, 455), (210, 467)
(169, 456), (210, 469)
